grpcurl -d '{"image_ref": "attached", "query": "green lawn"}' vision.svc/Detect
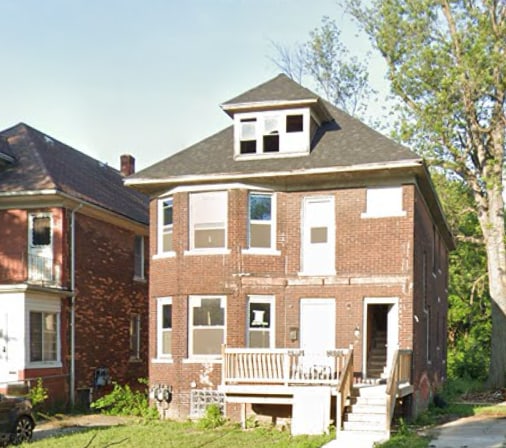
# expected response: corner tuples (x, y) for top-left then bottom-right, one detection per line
(26, 420), (334, 448)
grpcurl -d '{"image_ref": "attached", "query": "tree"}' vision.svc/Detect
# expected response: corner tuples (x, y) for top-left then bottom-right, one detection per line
(348, 0), (506, 387)
(271, 17), (375, 118)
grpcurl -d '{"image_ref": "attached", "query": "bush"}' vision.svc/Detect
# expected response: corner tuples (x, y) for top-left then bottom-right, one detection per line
(197, 404), (226, 429)
(28, 378), (49, 407)
(90, 379), (159, 420)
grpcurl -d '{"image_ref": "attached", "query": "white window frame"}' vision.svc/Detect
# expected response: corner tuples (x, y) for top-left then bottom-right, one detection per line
(134, 235), (145, 280)
(157, 197), (175, 257)
(187, 191), (228, 254)
(188, 295), (226, 360)
(26, 299), (61, 368)
(233, 108), (311, 159)
(28, 212), (52, 248)
(361, 187), (406, 218)
(155, 297), (173, 361)
(244, 192), (277, 253)
(247, 295), (275, 348)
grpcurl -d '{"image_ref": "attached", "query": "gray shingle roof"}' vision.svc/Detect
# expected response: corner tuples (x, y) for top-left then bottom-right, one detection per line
(130, 75), (420, 183)
(0, 123), (148, 225)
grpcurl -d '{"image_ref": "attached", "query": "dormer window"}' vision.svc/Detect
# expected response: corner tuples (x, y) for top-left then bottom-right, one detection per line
(234, 108), (311, 159)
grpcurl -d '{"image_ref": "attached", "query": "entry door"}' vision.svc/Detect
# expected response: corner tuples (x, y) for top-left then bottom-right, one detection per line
(301, 197), (335, 275)
(300, 299), (336, 370)
(386, 303), (399, 370)
(28, 214), (53, 281)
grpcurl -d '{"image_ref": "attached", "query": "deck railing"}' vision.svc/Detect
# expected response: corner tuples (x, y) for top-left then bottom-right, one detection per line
(385, 349), (412, 434)
(221, 345), (351, 387)
(0, 251), (61, 286)
(335, 346), (354, 432)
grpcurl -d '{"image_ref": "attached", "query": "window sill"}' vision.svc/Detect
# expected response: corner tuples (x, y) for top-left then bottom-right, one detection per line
(129, 357), (143, 363)
(27, 361), (62, 369)
(360, 211), (407, 219)
(241, 249), (281, 256)
(153, 252), (176, 260)
(183, 357), (223, 364)
(133, 276), (147, 283)
(151, 357), (174, 364)
(184, 249), (231, 256)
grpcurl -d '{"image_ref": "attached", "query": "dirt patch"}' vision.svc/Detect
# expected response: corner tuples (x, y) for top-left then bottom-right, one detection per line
(33, 414), (133, 442)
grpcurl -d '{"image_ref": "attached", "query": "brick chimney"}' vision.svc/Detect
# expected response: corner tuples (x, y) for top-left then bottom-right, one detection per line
(120, 154), (135, 176)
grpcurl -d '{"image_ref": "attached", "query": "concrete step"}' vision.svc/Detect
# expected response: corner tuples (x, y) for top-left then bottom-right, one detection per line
(350, 403), (387, 414)
(346, 412), (386, 424)
(325, 431), (388, 448)
(353, 385), (387, 397)
(343, 420), (385, 431)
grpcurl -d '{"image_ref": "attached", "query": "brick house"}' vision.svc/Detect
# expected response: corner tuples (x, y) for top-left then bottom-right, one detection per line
(0, 123), (149, 408)
(126, 74), (453, 439)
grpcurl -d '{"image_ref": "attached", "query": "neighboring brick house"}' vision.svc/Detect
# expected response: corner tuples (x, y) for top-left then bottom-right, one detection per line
(0, 123), (149, 408)
(126, 74), (453, 437)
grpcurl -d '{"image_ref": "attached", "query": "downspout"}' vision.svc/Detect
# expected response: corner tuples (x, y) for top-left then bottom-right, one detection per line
(69, 204), (83, 407)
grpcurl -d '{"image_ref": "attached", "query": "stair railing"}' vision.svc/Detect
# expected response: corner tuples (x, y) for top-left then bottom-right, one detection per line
(385, 349), (412, 435)
(335, 345), (354, 433)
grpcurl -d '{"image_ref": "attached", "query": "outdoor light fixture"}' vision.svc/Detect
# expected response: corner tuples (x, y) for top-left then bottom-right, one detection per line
(354, 326), (360, 339)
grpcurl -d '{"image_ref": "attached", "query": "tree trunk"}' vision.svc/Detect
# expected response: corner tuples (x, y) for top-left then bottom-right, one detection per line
(478, 188), (506, 388)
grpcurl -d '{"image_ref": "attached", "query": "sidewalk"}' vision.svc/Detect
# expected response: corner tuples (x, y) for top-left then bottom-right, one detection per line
(428, 413), (506, 448)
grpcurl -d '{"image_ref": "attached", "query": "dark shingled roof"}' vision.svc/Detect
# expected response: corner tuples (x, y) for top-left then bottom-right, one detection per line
(222, 73), (319, 105)
(0, 123), (148, 225)
(131, 75), (420, 182)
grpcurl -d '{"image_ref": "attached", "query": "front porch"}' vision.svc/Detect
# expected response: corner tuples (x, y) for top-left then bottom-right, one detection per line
(219, 345), (413, 438)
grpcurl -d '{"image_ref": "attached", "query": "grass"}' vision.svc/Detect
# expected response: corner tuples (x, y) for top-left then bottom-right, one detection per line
(24, 419), (334, 448)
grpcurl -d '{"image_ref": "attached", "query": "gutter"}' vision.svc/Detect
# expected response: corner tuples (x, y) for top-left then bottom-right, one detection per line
(69, 203), (83, 407)
(124, 159), (425, 187)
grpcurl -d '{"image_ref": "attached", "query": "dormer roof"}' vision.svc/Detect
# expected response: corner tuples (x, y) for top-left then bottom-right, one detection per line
(221, 73), (333, 123)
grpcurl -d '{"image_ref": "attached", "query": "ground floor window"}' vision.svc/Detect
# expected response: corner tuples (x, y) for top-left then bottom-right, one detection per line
(189, 296), (226, 358)
(247, 295), (275, 348)
(29, 311), (59, 363)
(157, 297), (172, 359)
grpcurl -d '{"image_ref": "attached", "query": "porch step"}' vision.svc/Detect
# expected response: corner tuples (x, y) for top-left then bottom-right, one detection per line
(343, 385), (387, 433)
(343, 420), (385, 431)
(329, 430), (388, 448)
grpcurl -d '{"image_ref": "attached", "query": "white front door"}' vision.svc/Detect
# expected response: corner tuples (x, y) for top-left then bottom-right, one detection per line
(386, 302), (399, 371)
(300, 299), (336, 371)
(301, 197), (335, 275)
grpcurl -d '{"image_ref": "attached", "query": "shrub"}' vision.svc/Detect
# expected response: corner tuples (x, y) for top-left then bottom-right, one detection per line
(90, 379), (159, 420)
(197, 404), (226, 429)
(28, 378), (49, 407)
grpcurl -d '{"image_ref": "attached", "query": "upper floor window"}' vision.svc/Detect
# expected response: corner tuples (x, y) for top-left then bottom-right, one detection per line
(234, 109), (310, 159)
(189, 191), (227, 251)
(134, 235), (145, 279)
(248, 193), (275, 250)
(29, 214), (51, 247)
(189, 296), (226, 358)
(158, 198), (173, 254)
(362, 187), (406, 218)
(157, 297), (172, 359)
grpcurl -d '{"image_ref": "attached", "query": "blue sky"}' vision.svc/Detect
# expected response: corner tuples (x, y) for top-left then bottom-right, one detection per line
(0, 0), (387, 171)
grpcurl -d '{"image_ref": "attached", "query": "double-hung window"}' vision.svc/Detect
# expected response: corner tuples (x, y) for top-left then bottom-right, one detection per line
(247, 296), (274, 348)
(129, 314), (141, 360)
(134, 236), (145, 279)
(29, 311), (59, 363)
(189, 191), (227, 251)
(157, 297), (172, 359)
(189, 296), (225, 358)
(158, 198), (173, 254)
(248, 193), (275, 250)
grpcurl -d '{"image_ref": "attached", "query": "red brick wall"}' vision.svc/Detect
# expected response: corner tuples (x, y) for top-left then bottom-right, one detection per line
(73, 213), (148, 396)
(148, 184), (431, 419)
(412, 187), (449, 414)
